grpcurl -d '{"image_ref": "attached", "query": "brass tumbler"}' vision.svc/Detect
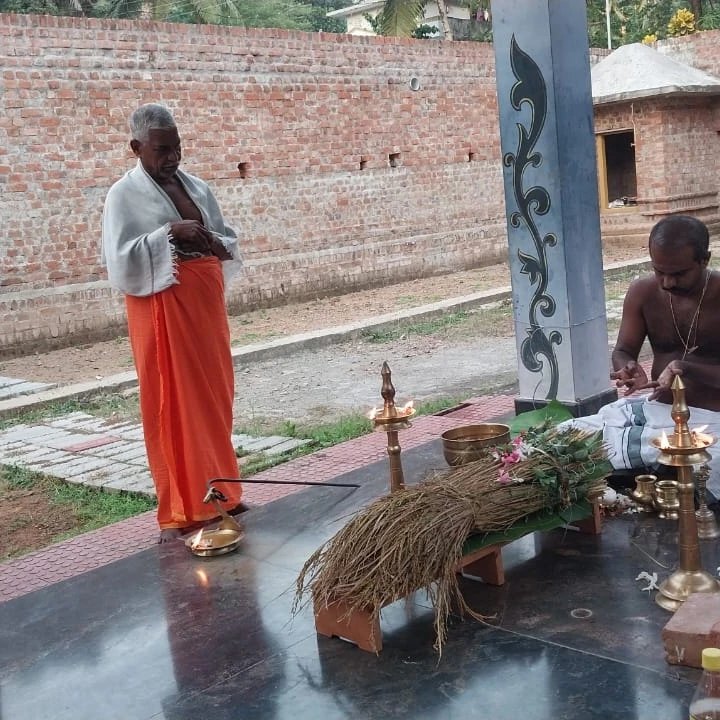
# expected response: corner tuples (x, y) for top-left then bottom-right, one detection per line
(631, 474), (657, 513)
(654, 480), (680, 520)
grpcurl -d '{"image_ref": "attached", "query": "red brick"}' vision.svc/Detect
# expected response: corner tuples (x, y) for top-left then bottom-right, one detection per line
(662, 593), (720, 667)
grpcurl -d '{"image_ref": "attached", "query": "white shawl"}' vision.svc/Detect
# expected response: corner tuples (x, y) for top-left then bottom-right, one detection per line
(101, 161), (241, 297)
(562, 396), (720, 496)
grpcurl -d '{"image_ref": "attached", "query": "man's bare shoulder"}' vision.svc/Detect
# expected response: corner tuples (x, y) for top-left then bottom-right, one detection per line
(623, 275), (657, 304)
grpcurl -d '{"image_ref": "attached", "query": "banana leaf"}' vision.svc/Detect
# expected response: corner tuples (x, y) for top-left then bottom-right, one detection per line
(509, 399), (573, 437)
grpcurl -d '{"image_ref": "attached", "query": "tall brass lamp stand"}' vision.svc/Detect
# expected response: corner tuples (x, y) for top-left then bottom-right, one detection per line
(653, 376), (720, 611)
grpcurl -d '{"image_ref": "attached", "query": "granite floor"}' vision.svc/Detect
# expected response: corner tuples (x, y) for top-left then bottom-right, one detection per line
(0, 436), (712, 720)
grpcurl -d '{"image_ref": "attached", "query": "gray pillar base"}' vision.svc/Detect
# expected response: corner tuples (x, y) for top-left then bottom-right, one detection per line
(514, 388), (618, 419)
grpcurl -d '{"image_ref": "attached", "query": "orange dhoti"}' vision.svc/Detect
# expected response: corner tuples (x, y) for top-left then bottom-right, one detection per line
(125, 256), (242, 530)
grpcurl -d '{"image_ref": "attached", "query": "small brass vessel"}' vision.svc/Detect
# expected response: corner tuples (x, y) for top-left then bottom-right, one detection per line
(631, 474), (657, 512)
(441, 423), (511, 467)
(654, 479), (680, 520)
(185, 522), (243, 557)
(695, 464), (720, 540)
(186, 484), (244, 558)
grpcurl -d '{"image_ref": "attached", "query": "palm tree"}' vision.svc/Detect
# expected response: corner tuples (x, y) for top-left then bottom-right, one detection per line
(94, 0), (241, 23)
(375, 0), (454, 38)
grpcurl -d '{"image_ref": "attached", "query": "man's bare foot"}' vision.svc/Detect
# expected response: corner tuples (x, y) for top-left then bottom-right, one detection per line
(158, 528), (184, 544)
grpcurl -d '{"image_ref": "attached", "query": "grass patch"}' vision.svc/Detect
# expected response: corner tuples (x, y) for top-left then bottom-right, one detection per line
(236, 414), (374, 476)
(604, 274), (640, 303)
(358, 302), (514, 345)
(235, 396), (465, 475)
(241, 451), (296, 476)
(0, 391), (140, 431)
(360, 311), (472, 343)
(414, 396), (466, 415)
(231, 332), (269, 345)
(52, 480), (155, 527)
(0, 464), (156, 560)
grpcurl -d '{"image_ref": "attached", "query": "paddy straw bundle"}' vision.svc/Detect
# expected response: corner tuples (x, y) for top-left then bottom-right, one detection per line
(294, 426), (609, 654)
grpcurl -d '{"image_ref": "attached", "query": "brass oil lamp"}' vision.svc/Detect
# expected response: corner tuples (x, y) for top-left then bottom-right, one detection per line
(652, 375), (720, 611)
(368, 361), (415, 493)
(185, 486), (244, 557)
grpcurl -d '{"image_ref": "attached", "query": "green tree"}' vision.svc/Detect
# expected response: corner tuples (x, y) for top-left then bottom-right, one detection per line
(0, 0), (345, 31)
(0, 0), (60, 13)
(2, 0), (718, 38)
(0, 0), (93, 14)
(374, 0), (453, 38)
(587, 0), (718, 46)
(302, 0), (347, 32)
(369, 0), (718, 43)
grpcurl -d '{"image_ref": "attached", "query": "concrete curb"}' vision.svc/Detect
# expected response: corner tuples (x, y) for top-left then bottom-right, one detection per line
(230, 285), (513, 364)
(0, 258), (650, 419)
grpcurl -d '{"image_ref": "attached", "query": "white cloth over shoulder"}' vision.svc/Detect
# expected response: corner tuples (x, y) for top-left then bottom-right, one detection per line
(101, 160), (241, 297)
(559, 396), (720, 496)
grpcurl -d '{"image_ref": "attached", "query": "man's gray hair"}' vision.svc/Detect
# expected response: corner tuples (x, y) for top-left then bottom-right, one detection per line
(129, 103), (177, 142)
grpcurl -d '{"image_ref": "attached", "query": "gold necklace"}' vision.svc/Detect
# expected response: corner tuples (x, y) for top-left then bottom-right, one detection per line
(669, 270), (710, 360)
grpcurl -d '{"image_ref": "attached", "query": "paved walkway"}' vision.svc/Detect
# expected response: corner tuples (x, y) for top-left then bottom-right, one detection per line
(0, 411), (309, 496)
(0, 375), (54, 399)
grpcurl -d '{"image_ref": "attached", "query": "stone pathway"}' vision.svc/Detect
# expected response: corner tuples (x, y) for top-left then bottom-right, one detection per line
(0, 411), (310, 496)
(0, 375), (55, 400)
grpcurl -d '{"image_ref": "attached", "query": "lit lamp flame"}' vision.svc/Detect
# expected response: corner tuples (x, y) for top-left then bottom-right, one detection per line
(190, 528), (212, 551)
(659, 431), (670, 450)
(367, 401), (414, 422)
(190, 528), (203, 549)
(195, 568), (209, 587)
(692, 425), (713, 446)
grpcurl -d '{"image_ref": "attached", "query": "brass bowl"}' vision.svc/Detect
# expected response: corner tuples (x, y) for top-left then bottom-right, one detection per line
(185, 527), (243, 557)
(441, 423), (511, 466)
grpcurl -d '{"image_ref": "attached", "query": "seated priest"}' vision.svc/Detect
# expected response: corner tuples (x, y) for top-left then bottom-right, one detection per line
(564, 214), (720, 500)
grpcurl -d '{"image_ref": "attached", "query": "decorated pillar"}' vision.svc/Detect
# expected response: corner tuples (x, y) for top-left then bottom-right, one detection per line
(492, 0), (617, 416)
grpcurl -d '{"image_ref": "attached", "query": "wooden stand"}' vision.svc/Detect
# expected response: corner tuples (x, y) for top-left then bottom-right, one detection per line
(570, 500), (602, 536)
(315, 601), (382, 653)
(314, 502), (602, 653)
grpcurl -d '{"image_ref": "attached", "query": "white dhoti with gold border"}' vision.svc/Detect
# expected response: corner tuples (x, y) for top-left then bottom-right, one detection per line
(560, 397), (720, 497)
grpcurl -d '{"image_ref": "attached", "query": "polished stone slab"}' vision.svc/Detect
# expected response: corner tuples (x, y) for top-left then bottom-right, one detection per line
(0, 439), (710, 719)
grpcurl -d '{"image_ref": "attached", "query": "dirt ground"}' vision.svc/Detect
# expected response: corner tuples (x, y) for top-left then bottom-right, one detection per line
(0, 482), (76, 559)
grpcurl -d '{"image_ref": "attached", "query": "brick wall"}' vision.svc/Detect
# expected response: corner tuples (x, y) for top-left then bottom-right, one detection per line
(658, 30), (720, 76)
(0, 15), (718, 355)
(594, 94), (720, 246)
(0, 14), (511, 355)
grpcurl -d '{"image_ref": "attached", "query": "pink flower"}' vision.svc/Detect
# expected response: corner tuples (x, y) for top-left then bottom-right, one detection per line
(497, 470), (512, 484)
(499, 450), (521, 466)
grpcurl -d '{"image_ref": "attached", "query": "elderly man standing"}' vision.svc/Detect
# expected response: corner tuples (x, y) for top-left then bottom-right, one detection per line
(102, 103), (243, 543)
(567, 215), (720, 498)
